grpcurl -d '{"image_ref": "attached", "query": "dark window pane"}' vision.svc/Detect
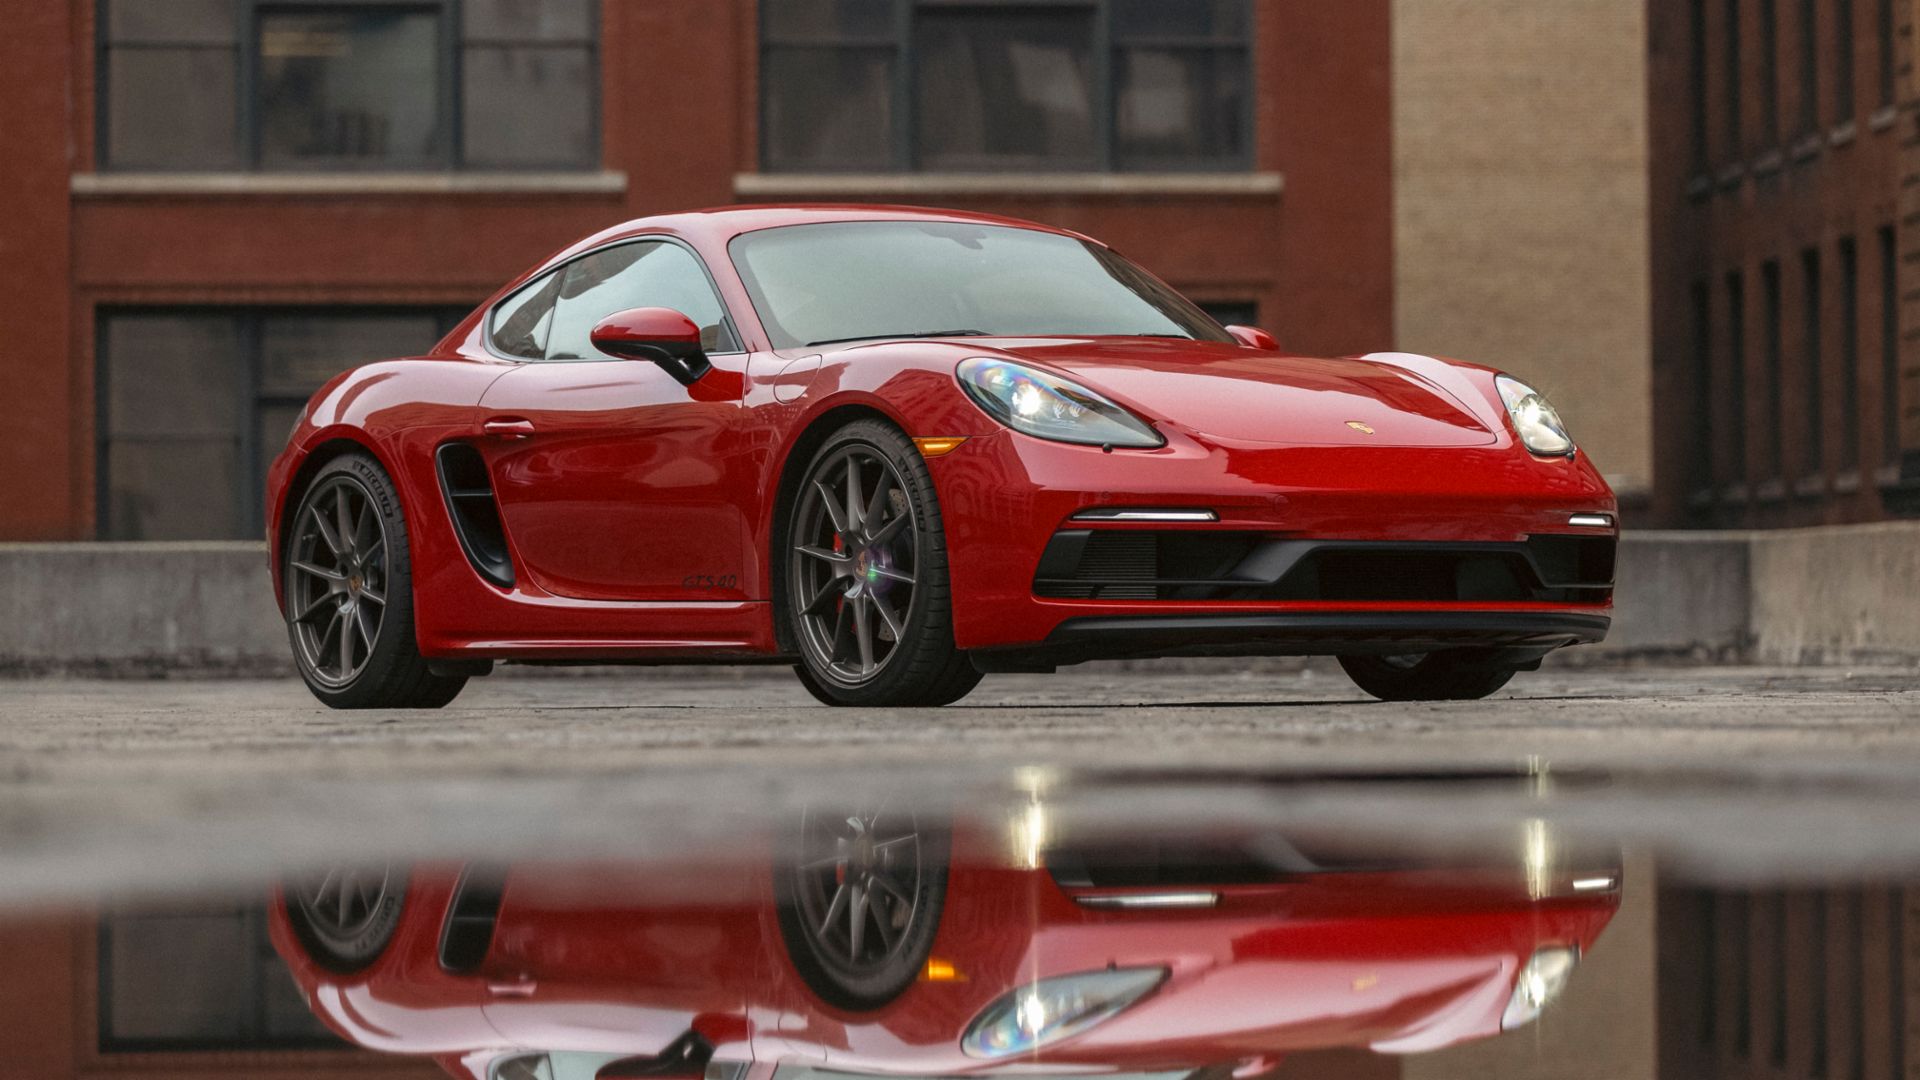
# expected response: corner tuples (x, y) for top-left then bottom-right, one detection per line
(106, 314), (241, 438)
(1115, 47), (1249, 169)
(101, 905), (339, 1049)
(260, 313), (442, 396)
(462, 45), (596, 169)
(259, 11), (444, 169)
(1198, 301), (1259, 329)
(104, 439), (242, 541)
(492, 272), (563, 359)
(546, 242), (737, 361)
(105, 911), (253, 1042)
(464, 0), (595, 42)
(761, 46), (895, 171)
(106, 0), (234, 44)
(1836, 0), (1856, 121)
(915, 9), (1097, 171)
(105, 48), (239, 169)
(764, 0), (895, 42)
(1112, 0), (1249, 40)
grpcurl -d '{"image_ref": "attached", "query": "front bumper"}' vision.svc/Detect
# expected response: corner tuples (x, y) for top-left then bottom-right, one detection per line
(927, 429), (1617, 657)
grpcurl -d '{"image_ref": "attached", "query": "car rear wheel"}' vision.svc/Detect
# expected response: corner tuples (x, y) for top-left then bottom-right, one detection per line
(283, 862), (406, 972)
(285, 453), (466, 709)
(774, 807), (948, 1010)
(1338, 651), (1519, 702)
(786, 421), (982, 707)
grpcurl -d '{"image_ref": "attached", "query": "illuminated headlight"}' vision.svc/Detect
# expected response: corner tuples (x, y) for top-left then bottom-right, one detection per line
(1501, 946), (1579, 1030)
(1496, 375), (1575, 457)
(957, 359), (1164, 448)
(961, 967), (1167, 1058)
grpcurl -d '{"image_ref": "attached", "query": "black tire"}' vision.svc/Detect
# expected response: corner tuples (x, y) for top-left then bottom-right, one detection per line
(784, 420), (983, 707)
(284, 453), (466, 709)
(283, 863), (407, 973)
(774, 808), (949, 1010)
(1338, 651), (1519, 702)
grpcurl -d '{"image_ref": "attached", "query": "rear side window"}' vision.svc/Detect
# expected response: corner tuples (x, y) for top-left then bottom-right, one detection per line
(490, 271), (561, 359)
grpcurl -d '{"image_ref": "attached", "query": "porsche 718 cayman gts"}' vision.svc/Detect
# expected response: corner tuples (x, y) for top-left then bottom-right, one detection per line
(267, 205), (1617, 708)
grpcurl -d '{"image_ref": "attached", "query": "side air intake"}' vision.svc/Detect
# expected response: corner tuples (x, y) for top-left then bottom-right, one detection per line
(439, 865), (507, 972)
(435, 443), (515, 589)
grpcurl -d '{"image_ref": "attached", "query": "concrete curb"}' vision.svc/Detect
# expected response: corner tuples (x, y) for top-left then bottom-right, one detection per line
(2, 526), (1916, 676)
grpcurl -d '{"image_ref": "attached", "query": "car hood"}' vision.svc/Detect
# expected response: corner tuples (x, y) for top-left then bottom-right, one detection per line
(969, 339), (1500, 448)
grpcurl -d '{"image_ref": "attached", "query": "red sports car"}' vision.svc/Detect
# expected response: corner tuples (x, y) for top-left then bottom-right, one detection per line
(266, 205), (1616, 708)
(270, 818), (1619, 1080)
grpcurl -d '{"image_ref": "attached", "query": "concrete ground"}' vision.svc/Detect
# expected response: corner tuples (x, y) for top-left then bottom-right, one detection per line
(1, 663), (1918, 904)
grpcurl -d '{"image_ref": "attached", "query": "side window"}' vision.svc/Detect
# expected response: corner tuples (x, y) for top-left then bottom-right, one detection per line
(544, 241), (740, 361)
(491, 271), (562, 360)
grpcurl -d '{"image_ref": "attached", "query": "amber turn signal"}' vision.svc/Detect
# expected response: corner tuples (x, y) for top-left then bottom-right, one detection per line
(913, 436), (968, 457)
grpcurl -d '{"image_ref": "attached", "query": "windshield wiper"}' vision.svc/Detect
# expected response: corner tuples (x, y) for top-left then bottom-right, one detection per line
(805, 330), (992, 347)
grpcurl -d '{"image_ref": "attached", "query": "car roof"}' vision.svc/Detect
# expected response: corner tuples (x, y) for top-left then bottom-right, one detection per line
(550, 204), (1097, 263)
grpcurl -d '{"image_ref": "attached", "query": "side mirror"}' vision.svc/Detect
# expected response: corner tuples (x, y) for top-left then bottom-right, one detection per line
(590, 307), (712, 386)
(1226, 325), (1281, 352)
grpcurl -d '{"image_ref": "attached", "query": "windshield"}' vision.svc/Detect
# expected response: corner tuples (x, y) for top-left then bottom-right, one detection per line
(728, 221), (1233, 350)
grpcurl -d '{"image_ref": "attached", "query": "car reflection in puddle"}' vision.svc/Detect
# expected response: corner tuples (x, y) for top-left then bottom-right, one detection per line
(269, 800), (1622, 1080)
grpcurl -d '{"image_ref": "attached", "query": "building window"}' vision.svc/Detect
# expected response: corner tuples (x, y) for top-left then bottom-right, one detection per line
(1726, 0), (1745, 154)
(1877, 0), (1896, 107)
(1803, 247), (1824, 476)
(760, 0), (1254, 173)
(1799, 0), (1821, 133)
(1882, 226), (1902, 467)
(1692, 280), (1716, 493)
(1763, 259), (1785, 480)
(98, 307), (468, 541)
(99, 904), (340, 1051)
(1197, 300), (1260, 330)
(1691, 0), (1711, 168)
(1760, 0), (1780, 143)
(1840, 237), (1860, 471)
(98, 0), (599, 171)
(1835, 0), (1856, 123)
(1728, 270), (1749, 483)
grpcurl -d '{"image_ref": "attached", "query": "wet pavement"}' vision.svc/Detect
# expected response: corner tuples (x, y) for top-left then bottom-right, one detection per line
(2, 663), (1918, 1079)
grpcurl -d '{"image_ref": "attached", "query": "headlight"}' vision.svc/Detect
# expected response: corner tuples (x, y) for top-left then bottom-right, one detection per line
(1501, 946), (1579, 1030)
(1496, 375), (1575, 456)
(957, 359), (1163, 448)
(961, 967), (1167, 1058)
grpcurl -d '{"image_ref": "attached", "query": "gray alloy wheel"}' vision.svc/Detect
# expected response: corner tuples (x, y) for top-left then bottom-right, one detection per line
(286, 862), (406, 972)
(287, 473), (389, 690)
(784, 421), (983, 707)
(790, 442), (921, 687)
(284, 453), (466, 709)
(776, 806), (948, 1009)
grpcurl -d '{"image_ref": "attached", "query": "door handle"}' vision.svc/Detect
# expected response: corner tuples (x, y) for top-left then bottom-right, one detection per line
(486, 975), (538, 997)
(482, 417), (536, 439)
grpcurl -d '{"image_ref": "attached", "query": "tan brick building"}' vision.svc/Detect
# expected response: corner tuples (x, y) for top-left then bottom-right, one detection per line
(1394, 0), (1655, 512)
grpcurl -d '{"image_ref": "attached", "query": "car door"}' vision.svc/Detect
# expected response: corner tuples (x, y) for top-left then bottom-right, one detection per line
(476, 239), (754, 603)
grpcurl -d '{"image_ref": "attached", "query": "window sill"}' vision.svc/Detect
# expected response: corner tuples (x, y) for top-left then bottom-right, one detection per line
(1871, 105), (1900, 132)
(71, 171), (628, 197)
(734, 171), (1285, 199)
(1830, 121), (1859, 147)
(1752, 149), (1785, 177)
(1793, 474), (1828, 498)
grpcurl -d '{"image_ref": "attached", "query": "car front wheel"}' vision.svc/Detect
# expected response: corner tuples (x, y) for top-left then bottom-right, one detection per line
(1338, 651), (1519, 702)
(785, 421), (982, 707)
(284, 453), (466, 709)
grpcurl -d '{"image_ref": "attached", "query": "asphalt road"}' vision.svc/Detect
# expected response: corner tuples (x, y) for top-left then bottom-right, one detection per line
(2, 663), (1918, 904)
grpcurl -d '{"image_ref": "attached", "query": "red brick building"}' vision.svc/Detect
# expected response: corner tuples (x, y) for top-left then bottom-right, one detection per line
(1647, 0), (1920, 527)
(0, 0), (1392, 543)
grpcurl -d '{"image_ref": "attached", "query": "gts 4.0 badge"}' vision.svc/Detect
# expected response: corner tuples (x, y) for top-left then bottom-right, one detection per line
(682, 574), (739, 591)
